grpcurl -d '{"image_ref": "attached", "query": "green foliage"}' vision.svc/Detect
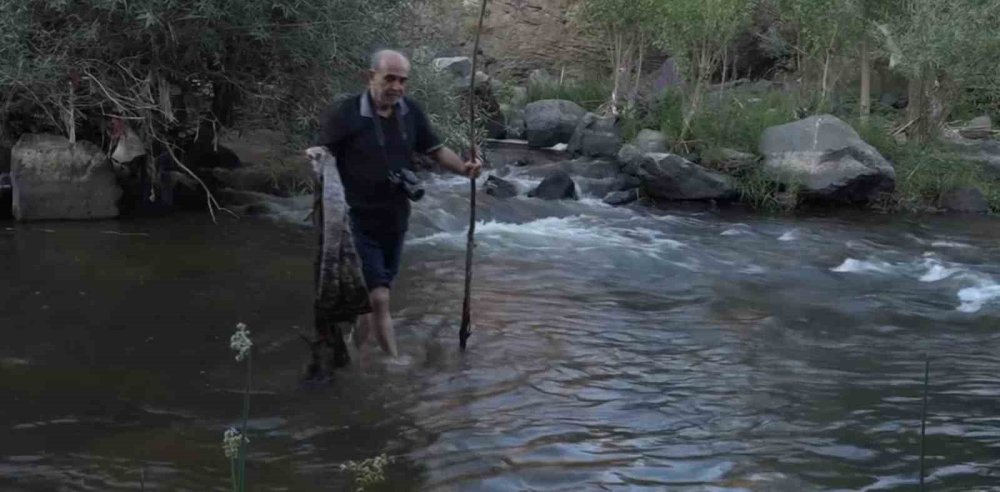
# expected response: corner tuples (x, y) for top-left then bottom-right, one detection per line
(654, 86), (805, 152)
(0, 0), (404, 143)
(854, 115), (1000, 212)
(735, 166), (799, 212)
(650, 0), (754, 82)
(578, 0), (660, 35)
(775, 0), (866, 58)
(525, 78), (612, 112)
(885, 0), (1000, 84)
(617, 100), (660, 142)
(406, 52), (479, 153)
(577, 0), (660, 113)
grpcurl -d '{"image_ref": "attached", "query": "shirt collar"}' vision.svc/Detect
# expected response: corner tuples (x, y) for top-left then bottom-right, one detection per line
(360, 90), (409, 118)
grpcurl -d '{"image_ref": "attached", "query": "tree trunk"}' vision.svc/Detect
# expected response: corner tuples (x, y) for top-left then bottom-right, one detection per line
(819, 24), (840, 112)
(721, 47), (728, 89)
(610, 31), (621, 116)
(680, 40), (711, 145)
(860, 37), (871, 121)
(907, 67), (928, 142)
(67, 83), (76, 144)
(820, 51), (830, 110)
(632, 33), (645, 106)
(927, 70), (957, 138)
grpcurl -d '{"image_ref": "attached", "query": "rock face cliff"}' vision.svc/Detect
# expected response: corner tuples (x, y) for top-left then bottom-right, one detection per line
(404, 0), (607, 80)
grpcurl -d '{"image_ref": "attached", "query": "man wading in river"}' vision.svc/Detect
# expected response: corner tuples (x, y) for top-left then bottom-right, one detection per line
(316, 49), (482, 359)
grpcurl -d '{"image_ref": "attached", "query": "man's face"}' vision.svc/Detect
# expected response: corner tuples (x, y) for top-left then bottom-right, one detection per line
(368, 55), (410, 109)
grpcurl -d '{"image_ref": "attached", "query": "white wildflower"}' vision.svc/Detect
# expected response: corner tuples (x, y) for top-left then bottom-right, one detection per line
(229, 322), (252, 361)
(222, 427), (248, 459)
(341, 454), (391, 490)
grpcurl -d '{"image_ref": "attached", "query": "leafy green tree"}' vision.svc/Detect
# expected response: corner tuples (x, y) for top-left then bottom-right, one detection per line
(651, 0), (754, 144)
(774, 0), (868, 111)
(879, 0), (1000, 139)
(578, 0), (661, 115)
(0, 0), (404, 147)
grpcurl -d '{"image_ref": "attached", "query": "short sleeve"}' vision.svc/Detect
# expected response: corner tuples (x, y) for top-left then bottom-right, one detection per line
(315, 101), (349, 153)
(410, 101), (444, 154)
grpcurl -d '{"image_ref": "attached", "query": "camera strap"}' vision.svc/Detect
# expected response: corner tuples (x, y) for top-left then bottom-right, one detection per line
(367, 92), (409, 173)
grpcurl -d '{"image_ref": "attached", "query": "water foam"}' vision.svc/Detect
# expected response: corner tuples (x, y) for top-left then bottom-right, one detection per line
(919, 259), (961, 282)
(831, 258), (894, 274)
(410, 215), (684, 259)
(778, 230), (800, 241)
(931, 241), (975, 249)
(957, 281), (1000, 313)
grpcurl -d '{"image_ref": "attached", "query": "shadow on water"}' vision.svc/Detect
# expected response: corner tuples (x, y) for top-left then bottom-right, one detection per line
(2, 171), (1000, 490)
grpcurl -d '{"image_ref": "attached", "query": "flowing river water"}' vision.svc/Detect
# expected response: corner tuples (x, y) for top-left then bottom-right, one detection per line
(1, 165), (999, 491)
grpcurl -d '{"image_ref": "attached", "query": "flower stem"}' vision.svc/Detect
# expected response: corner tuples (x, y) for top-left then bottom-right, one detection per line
(230, 458), (238, 492)
(238, 353), (252, 492)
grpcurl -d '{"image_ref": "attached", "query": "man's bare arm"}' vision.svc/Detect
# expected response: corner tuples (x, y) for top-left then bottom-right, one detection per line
(430, 147), (482, 177)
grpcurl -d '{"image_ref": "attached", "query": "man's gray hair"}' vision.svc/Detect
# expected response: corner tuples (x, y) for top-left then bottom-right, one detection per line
(369, 49), (409, 71)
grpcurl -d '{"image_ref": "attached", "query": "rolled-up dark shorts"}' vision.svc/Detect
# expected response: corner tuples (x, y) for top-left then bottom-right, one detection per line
(350, 225), (405, 292)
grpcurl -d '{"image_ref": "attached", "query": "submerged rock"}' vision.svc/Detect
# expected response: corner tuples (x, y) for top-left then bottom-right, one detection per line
(528, 170), (578, 200)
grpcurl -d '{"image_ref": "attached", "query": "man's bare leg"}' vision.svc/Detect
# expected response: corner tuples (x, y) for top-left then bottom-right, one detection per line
(367, 287), (398, 357)
(354, 314), (371, 350)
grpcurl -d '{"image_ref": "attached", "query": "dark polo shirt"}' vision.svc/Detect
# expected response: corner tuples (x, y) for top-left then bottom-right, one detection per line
(316, 93), (443, 239)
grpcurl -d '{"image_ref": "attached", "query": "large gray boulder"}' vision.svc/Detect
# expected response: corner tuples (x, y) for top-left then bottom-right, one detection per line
(959, 115), (993, 140)
(758, 115), (895, 203)
(11, 134), (122, 220)
(432, 57), (472, 79)
(943, 137), (1000, 175)
(567, 113), (623, 158)
(939, 186), (990, 213)
(524, 99), (587, 148)
(633, 129), (671, 154)
(528, 170), (578, 200)
(636, 152), (736, 201)
(617, 143), (649, 177)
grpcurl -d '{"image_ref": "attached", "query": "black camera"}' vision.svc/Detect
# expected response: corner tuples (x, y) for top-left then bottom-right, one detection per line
(388, 168), (425, 202)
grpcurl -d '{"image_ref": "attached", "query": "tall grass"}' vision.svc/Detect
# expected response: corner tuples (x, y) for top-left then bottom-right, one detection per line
(525, 78), (612, 112)
(654, 87), (808, 153)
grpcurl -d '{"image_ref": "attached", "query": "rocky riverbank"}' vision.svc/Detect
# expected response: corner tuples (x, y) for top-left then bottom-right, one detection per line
(2, 55), (997, 222)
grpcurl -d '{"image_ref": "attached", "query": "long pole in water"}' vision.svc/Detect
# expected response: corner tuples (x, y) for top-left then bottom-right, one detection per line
(919, 356), (930, 489)
(460, 0), (489, 350)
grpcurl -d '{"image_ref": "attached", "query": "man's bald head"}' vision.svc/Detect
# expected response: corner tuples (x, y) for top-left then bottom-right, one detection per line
(367, 50), (411, 111)
(370, 50), (410, 72)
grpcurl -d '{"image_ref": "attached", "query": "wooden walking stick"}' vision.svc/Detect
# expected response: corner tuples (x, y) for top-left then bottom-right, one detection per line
(460, 0), (489, 350)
